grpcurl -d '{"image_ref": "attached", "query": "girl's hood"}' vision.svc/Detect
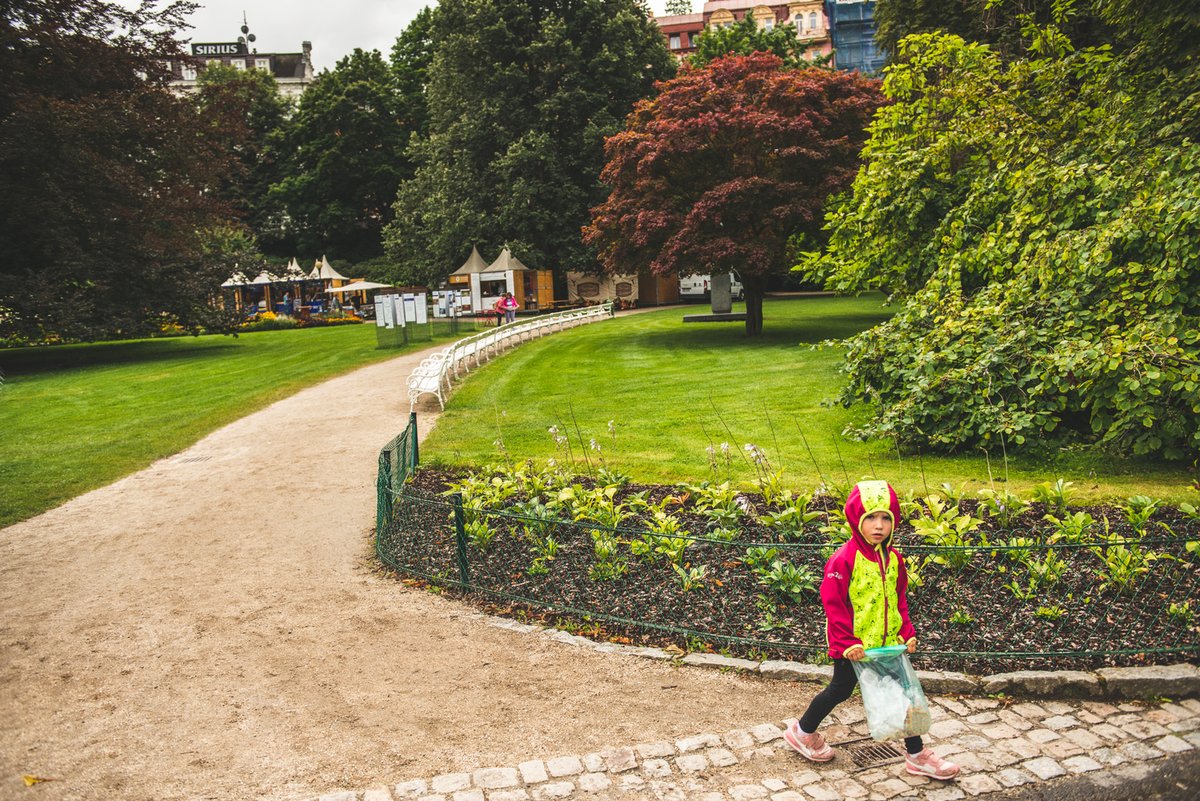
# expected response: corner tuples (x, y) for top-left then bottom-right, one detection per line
(844, 480), (901, 556)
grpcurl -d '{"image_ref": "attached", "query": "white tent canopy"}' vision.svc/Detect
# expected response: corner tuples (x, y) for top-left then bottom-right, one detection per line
(325, 280), (393, 293)
(250, 270), (279, 285)
(451, 245), (490, 276)
(308, 254), (349, 281)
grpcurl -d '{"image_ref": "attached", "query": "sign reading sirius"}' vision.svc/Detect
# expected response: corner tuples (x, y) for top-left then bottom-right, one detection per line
(191, 43), (244, 56)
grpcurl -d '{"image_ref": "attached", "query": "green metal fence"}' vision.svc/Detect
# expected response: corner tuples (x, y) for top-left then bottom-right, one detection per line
(375, 416), (1200, 673)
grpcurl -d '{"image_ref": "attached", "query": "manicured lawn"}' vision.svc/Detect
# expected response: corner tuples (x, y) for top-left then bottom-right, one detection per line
(0, 323), (458, 527)
(424, 295), (1194, 502)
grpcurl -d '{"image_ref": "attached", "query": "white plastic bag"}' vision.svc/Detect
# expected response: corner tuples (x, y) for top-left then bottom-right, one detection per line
(852, 651), (932, 741)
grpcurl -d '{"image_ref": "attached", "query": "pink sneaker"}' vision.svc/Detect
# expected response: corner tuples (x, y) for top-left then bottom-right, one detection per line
(783, 721), (835, 762)
(905, 748), (960, 780)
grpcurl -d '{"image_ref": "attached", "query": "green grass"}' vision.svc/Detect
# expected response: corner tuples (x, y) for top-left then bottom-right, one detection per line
(0, 323), (460, 527)
(425, 295), (1196, 503)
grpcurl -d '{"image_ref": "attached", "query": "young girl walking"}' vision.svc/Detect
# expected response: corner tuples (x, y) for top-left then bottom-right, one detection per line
(785, 480), (961, 781)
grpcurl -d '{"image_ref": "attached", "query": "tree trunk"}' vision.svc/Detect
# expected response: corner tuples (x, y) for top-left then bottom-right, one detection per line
(743, 278), (765, 337)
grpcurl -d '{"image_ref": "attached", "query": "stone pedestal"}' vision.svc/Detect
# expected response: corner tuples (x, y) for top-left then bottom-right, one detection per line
(710, 273), (732, 314)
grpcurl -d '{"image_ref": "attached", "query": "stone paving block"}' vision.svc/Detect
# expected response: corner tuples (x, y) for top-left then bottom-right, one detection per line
(833, 778), (870, 798)
(649, 779), (687, 801)
(980, 723), (1020, 740)
(966, 697), (1001, 710)
(582, 753), (604, 773)
(1061, 756), (1102, 773)
(957, 773), (1002, 796)
(619, 774), (646, 790)
(601, 746), (637, 773)
(545, 756), (584, 778)
(1092, 723), (1125, 741)
(759, 660), (832, 683)
(1023, 757), (1066, 780)
(1178, 698), (1200, 714)
(833, 705), (867, 725)
(750, 723), (784, 743)
(1042, 701), (1077, 715)
(1092, 747), (1128, 767)
(1123, 720), (1170, 739)
(518, 761), (548, 785)
(708, 747), (738, 767)
(417, 795), (447, 801)
(801, 783), (840, 801)
(1155, 734), (1194, 753)
(871, 778), (912, 799)
(473, 769), (519, 790)
(729, 785), (769, 800)
(643, 758), (673, 778)
(432, 774), (472, 794)
(770, 792), (805, 801)
(761, 778), (788, 792)
(955, 734), (994, 751)
(452, 791), (484, 801)
(979, 749), (1022, 769)
(1042, 715), (1080, 730)
(363, 789), (392, 801)
(1121, 733), (1170, 760)
(925, 787), (966, 801)
(1109, 713), (1141, 726)
(1185, 731), (1200, 748)
(1011, 702), (1049, 719)
(855, 769), (890, 786)
(1168, 719), (1200, 734)
(577, 772), (611, 793)
(929, 719), (968, 739)
(1082, 700), (1121, 716)
(946, 752), (987, 773)
(1144, 708), (1179, 726)
(1099, 664), (1200, 699)
(488, 791), (529, 801)
(724, 730), (756, 749)
(995, 768), (1036, 787)
(636, 741), (676, 759)
(1076, 710), (1103, 724)
(920, 670), (980, 695)
(396, 780), (429, 798)
(678, 733), (722, 752)
(1005, 737), (1043, 758)
(997, 710), (1034, 731)
(682, 652), (760, 672)
(901, 771), (931, 786)
(965, 712), (998, 725)
(531, 782), (574, 800)
(937, 698), (971, 716)
(789, 769), (821, 787)
(676, 753), (708, 773)
(1042, 740), (1084, 759)
(1026, 728), (1061, 744)
(1062, 728), (1105, 749)
(1159, 702), (1194, 720)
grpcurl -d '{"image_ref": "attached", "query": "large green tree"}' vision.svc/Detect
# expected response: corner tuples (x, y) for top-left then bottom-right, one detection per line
(585, 54), (883, 336)
(0, 0), (238, 342)
(812, 5), (1200, 460)
(195, 64), (291, 255)
(268, 49), (407, 262)
(384, 0), (675, 288)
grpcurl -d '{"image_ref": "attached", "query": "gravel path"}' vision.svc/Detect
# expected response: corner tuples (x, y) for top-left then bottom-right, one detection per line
(0, 340), (801, 801)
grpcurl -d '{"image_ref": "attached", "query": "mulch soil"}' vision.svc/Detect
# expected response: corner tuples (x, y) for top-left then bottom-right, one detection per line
(378, 467), (1200, 675)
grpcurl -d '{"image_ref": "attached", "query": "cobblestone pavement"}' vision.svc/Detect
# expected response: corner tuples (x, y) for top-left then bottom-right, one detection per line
(304, 695), (1200, 801)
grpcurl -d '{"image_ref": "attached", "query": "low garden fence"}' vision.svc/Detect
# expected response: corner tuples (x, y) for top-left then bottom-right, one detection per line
(376, 415), (1200, 674)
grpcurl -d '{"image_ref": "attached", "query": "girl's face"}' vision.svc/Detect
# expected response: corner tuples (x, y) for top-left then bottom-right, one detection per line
(860, 510), (893, 546)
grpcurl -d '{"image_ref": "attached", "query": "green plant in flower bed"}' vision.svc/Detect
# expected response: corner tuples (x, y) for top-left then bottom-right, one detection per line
(1043, 512), (1096, 544)
(390, 464), (1200, 673)
(911, 496), (984, 570)
(978, 489), (1031, 529)
(1034, 480), (1076, 519)
(1122, 495), (1162, 535)
(761, 496), (823, 541)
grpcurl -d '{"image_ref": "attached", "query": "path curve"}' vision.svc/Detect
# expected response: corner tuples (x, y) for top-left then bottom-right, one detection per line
(0, 331), (801, 801)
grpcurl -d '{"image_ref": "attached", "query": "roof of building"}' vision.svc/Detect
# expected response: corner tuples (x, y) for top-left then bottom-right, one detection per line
(488, 248), (531, 273)
(451, 246), (491, 276)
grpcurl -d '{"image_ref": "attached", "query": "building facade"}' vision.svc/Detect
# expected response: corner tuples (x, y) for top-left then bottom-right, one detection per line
(164, 40), (315, 98)
(654, 1), (884, 74)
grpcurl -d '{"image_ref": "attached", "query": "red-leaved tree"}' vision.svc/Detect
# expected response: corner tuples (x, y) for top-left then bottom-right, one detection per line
(583, 54), (883, 335)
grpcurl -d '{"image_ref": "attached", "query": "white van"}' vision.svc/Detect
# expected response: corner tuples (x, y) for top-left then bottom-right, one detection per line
(679, 273), (743, 300)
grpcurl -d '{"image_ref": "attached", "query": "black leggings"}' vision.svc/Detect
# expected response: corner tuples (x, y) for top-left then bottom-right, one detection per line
(799, 658), (924, 755)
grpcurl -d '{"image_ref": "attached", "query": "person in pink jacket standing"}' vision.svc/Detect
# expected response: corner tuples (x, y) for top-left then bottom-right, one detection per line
(784, 480), (961, 781)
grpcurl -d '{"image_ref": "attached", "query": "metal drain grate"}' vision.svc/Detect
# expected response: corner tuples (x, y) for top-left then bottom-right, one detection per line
(841, 738), (907, 769)
(175, 455), (212, 463)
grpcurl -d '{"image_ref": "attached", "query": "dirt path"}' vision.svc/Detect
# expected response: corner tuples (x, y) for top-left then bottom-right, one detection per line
(0, 338), (801, 801)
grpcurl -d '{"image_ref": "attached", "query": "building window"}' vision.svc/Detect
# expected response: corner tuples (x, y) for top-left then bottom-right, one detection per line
(255, 58), (270, 70)
(669, 33), (681, 49)
(181, 63), (197, 80)
(809, 12), (819, 31)
(231, 59), (245, 70)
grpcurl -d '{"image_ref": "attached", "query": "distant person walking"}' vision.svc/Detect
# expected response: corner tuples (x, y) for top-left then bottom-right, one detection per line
(501, 292), (519, 324)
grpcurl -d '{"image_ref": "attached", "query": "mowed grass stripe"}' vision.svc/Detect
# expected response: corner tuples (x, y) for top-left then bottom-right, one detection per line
(424, 295), (1192, 501)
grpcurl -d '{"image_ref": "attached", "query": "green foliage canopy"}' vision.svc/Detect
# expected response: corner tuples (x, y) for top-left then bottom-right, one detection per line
(813, 24), (1200, 460)
(384, 0), (675, 288)
(0, 0), (237, 343)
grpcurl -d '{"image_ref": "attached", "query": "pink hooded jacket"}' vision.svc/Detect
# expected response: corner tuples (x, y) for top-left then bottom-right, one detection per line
(820, 480), (916, 659)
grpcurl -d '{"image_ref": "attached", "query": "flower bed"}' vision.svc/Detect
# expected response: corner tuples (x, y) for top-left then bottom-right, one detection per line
(377, 463), (1200, 675)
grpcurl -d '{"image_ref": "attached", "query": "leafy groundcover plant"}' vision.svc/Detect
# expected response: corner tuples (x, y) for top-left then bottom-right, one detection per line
(378, 465), (1200, 675)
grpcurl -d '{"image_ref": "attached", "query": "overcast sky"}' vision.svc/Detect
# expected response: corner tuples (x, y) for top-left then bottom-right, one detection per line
(176, 1), (675, 73)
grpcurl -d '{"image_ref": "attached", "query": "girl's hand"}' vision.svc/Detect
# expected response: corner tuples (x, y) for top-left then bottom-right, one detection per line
(906, 637), (917, 654)
(844, 644), (866, 661)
